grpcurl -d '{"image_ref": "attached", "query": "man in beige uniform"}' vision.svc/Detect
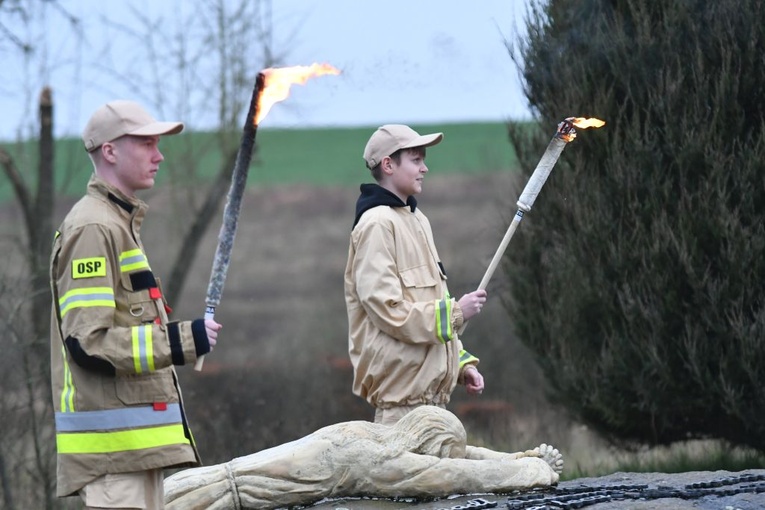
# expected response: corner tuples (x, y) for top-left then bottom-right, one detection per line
(50, 100), (222, 509)
(345, 125), (489, 425)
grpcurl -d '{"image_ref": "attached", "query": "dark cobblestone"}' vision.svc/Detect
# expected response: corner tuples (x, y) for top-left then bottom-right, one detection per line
(308, 470), (765, 510)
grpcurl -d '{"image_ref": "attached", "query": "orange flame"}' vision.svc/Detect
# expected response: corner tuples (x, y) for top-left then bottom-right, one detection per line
(557, 117), (606, 142)
(256, 63), (341, 124)
(570, 117), (606, 129)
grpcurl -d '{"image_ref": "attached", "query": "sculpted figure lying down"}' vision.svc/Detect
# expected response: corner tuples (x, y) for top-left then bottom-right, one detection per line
(164, 405), (563, 509)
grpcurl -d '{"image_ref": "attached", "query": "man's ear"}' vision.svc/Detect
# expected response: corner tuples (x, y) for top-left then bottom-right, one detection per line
(101, 142), (117, 164)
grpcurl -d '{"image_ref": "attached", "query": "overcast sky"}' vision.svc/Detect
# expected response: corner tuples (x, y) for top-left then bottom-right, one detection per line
(0, 0), (533, 141)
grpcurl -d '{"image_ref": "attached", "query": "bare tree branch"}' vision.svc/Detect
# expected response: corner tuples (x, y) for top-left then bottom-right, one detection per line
(0, 20), (31, 52)
(30, 86), (55, 347)
(0, 149), (33, 226)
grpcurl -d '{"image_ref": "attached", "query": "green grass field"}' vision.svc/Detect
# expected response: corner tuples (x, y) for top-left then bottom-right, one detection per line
(0, 122), (518, 201)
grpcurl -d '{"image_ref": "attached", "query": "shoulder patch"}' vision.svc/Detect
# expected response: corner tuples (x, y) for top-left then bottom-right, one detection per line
(72, 257), (107, 279)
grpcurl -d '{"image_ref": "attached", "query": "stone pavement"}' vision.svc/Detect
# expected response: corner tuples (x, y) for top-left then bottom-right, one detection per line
(308, 470), (765, 510)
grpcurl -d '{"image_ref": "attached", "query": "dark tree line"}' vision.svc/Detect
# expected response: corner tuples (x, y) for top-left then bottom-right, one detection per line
(506, 0), (765, 451)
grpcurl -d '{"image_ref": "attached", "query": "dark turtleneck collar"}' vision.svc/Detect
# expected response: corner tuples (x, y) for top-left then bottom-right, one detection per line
(107, 192), (135, 214)
(87, 174), (147, 220)
(352, 183), (417, 229)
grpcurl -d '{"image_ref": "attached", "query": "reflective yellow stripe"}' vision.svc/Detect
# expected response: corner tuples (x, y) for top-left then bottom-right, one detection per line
(58, 287), (115, 317)
(132, 325), (155, 374)
(56, 424), (189, 454)
(435, 296), (453, 343)
(59, 345), (75, 412)
(119, 249), (150, 272)
(459, 349), (479, 368)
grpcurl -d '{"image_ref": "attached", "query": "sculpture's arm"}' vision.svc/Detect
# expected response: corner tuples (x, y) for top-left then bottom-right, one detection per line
(466, 443), (563, 475)
(164, 464), (237, 510)
(366, 452), (558, 498)
(465, 445), (539, 461)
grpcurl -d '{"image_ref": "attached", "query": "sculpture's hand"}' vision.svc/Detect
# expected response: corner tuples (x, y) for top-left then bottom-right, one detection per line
(533, 443), (564, 474)
(519, 449), (540, 458)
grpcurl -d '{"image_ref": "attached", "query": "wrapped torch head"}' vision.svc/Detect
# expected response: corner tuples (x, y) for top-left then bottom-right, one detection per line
(516, 117), (604, 212)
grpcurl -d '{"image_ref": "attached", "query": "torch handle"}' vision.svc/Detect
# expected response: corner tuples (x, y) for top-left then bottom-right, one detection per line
(476, 135), (567, 294)
(459, 125), (573, 336)
(477, 210), (524, 291)
(196, 73), (265, 373)
(457, 210), (524, 335)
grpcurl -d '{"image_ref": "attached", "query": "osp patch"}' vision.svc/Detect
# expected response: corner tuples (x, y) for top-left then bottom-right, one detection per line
(72, 257), (107, 279)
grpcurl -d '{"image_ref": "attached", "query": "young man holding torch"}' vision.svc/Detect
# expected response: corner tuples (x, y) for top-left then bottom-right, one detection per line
(50, 100), (222, 509)
(344, 124), (487, 426)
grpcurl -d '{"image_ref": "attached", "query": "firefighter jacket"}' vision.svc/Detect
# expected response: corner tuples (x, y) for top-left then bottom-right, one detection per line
(50, 175), (210, 497)
(344, 184), (479, 410)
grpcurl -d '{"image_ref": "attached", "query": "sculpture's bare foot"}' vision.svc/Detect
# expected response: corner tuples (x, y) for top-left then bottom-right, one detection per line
(533, 443), (564, 474)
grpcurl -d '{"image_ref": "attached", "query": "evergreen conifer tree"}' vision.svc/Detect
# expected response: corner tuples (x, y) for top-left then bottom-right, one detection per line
(506, 0), (765, 450)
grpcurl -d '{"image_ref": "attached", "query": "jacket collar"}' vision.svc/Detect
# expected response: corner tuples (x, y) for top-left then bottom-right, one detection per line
(86, 175), (146, 213)
(353, 183), (417, 229)
(86, 175), (148, 232)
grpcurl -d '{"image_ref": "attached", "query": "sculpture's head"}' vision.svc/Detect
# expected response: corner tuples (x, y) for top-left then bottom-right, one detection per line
(391, 406), (467, 458)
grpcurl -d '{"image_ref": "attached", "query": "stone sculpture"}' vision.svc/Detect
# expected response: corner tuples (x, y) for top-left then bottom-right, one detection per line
(164, 405), (563, 509)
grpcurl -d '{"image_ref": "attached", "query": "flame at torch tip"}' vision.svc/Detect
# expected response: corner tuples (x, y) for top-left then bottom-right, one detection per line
(255, 63), (341, 124)
(570, 117), (606, 129)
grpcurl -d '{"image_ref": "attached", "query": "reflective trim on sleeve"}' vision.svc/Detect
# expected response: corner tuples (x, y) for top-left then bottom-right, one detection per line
(55, 403), (182, 432)
(435, 296), (454, 344)
(119, 249), (150, 272)
(459, 349), (479, 368)
(59, 345), (75, 412)
(132, 325), (155, 374)
(58, 287), (116, 318)
(56, 424), (189, 454)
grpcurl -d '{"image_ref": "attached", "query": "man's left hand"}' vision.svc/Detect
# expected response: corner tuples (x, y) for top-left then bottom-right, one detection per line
(464, 366), (485, 395)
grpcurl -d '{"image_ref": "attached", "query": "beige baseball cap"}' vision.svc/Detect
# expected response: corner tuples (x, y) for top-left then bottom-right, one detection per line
(82, 100), (184, 152)
(362, 124), (444, 169)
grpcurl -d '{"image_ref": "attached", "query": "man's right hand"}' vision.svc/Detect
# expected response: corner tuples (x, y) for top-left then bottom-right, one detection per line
(458, 289), (487, 321)
(204, 320), (222, 350)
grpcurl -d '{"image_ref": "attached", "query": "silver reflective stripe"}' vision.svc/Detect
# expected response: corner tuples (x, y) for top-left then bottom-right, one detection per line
(120, 250), (149, 272)
(55, 403), (182, 432)
(121, 254), (144, 266)
(59, 291), (115, 310)
(137, 325), (149, 373)
(60, 345), (75, 413)
(436, 298), (452, 342)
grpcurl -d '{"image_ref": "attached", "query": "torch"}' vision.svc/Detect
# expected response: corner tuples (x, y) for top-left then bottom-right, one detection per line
(458, 117), (605, 334)
(195, 63), (340, 371)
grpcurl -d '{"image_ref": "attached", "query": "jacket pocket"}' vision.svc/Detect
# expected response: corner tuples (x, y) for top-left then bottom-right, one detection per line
(399, 264), (439, 289)
(119, 270), (159, 322)
(114, 371), (176, 405)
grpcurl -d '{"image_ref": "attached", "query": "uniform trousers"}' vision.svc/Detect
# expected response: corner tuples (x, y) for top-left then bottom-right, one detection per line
(79, 469), (164, 510)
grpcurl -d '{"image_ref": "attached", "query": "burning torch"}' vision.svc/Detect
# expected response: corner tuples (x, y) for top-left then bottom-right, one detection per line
(459, 117), (605, 334)
(195, 63), (340, 371)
